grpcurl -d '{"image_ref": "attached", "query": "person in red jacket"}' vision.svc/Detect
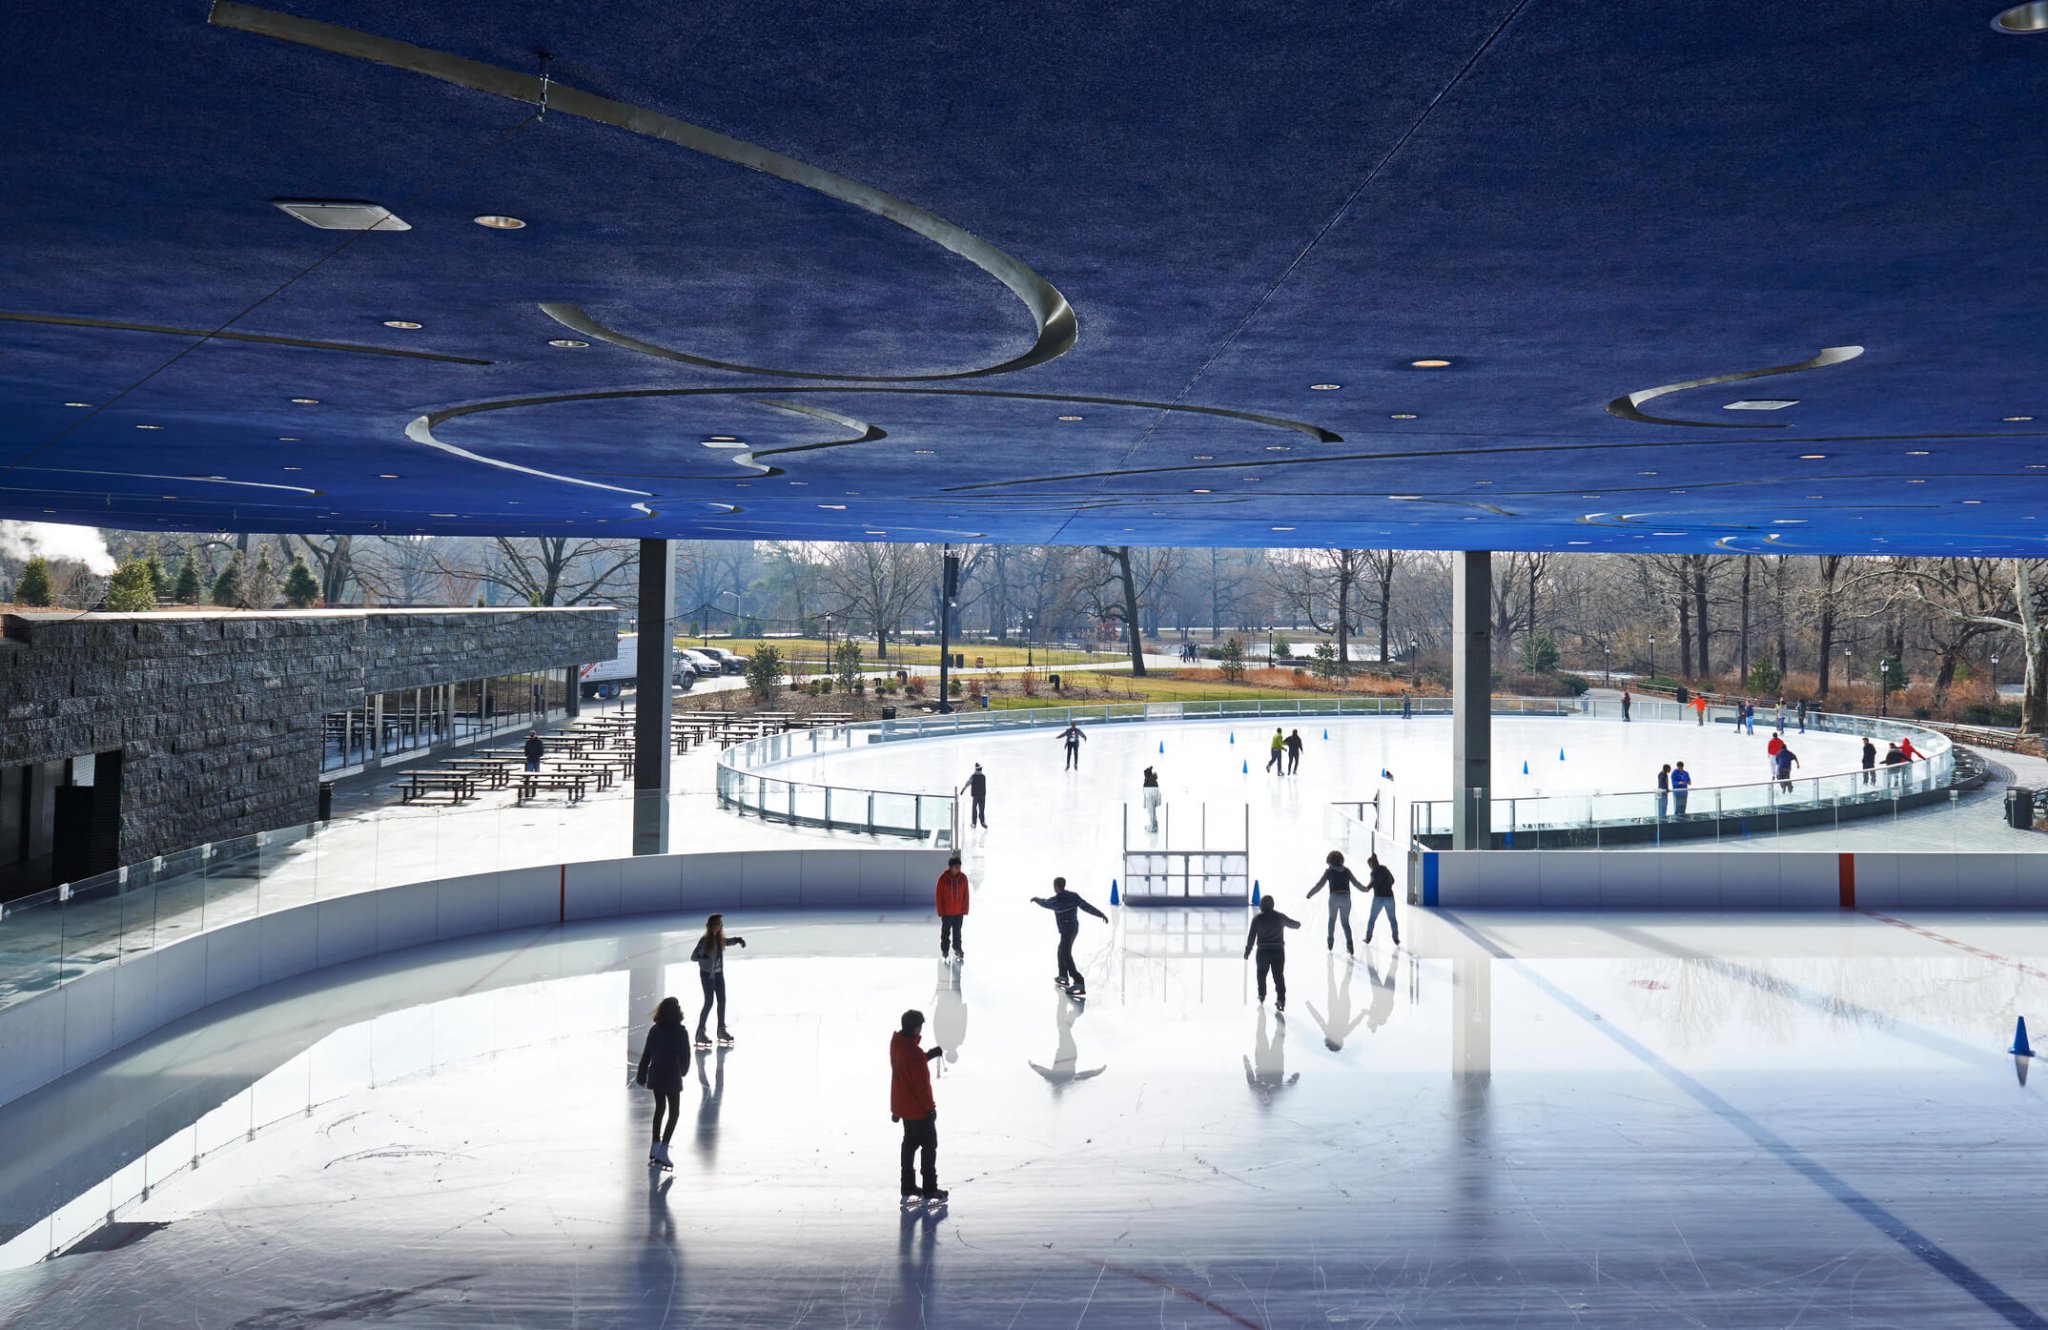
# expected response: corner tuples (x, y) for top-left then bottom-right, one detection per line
(890, 1009), (947, 1204)
(935, 855), (970, 962)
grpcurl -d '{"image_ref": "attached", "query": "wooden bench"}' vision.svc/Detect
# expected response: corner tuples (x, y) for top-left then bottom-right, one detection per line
(445, 757), (514, 789)
(516, 770), (589, 803)
(551, 759), (620, 791)
(390, 769), (479, 804)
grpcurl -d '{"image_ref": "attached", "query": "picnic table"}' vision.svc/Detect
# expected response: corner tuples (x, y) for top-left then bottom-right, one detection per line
(516, 770), (589, 803)
(444, 756), (514, 789)
(390, 768), (479, 804)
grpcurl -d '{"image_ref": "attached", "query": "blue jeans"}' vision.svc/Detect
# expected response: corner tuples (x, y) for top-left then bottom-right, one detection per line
(1366, 895), (1399, 943)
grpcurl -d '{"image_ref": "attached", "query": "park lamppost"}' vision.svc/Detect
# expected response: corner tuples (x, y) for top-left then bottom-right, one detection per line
(715, 588), (740, 647)
(1408, 637), (1420, 684)
(1024, 612), (1036, 668)
(1880, 657), (1892, 719)
(1991, 653), (2000, 694)
(822, 613), (835, 682)
(1603, 643), (1612, 684)
(1648, 633), (1657, 680)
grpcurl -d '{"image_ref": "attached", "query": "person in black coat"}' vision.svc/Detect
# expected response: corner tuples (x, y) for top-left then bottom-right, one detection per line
(636, 996), (690, 1169)
(523, 730), (544, 773)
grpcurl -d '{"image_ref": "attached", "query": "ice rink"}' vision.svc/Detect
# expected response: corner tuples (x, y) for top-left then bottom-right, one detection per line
(3, 899), (2047, 1327)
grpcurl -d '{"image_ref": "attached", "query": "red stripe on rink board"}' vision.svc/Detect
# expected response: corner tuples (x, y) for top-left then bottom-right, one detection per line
(1863, 909), (2048, 984)
(1838, 853), (1855, 909)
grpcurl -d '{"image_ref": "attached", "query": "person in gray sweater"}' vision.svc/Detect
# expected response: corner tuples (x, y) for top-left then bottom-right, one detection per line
(1243, 897), (1301, 1012)
(1030, 877), (1108, 996)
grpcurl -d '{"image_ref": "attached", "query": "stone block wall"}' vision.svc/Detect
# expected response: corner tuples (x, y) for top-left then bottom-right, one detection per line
(0, 608), (618, 866)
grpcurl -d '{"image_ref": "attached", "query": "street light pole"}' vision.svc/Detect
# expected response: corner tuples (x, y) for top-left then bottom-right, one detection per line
(1409, 637), (1420, 685)
(1603, 643), (1611, 684)
(1648, 634), (1657, 680)
(1880, 658), (1890, 718)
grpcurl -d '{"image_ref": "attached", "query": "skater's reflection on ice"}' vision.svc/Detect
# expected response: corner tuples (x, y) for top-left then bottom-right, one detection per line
(694, 1044), (726, 1164)
(1365, 952), (1398, 1034)
(1307, 952), (1363, 1051)
(932, 962), (967, 1075)
(1244, 1008), (1299, 1106)
(1028, 989), (1105, 1090)
(890, 1198), (945, 1327)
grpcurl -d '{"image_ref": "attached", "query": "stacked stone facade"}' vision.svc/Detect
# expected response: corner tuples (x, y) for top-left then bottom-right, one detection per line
(0, 607), (617, 865)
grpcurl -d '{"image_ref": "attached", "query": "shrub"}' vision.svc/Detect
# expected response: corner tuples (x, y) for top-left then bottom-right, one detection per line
(744, 645), (785, 702)
(172, 553), (202, 604)
(210, 552), (245, 607)
(1311, 642), (1339, 680)
(1520, 633), (1561, 673)
(16, 555), (52, 606)
(833, 638), (864, 692)
(103, 557), (158, 612)
(1745, 659), (1782, 695)
(1217, 636), (1246, 683)
(1557, 672), (1590, 696)
(283, 555), (321, 608)
(1271, 632), (1292, 658)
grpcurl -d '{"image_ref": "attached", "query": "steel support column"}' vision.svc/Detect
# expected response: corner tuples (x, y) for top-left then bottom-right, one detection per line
(1451, 549), (1491, 850)
(633, 539), (674, 856)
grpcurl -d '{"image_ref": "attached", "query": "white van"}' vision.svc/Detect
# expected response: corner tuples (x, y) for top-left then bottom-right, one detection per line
(579, 634), (688, 700)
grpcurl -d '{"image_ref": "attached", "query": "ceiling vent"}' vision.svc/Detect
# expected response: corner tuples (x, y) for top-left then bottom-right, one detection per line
(272, 199), (411, 231)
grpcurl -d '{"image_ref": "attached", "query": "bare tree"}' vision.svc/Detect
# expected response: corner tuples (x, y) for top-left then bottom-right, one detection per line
(452, 537), (639, 609)
(818, 542), (936, 659)
(279, 533), (356, 606)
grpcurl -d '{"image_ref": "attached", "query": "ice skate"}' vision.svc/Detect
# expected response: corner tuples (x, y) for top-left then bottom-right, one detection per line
(694, 1030), (713, 1049)
(922, 1187), (949, 1205)
(717, 1028), (735, 1046)
(654, 1141), (674, 1172)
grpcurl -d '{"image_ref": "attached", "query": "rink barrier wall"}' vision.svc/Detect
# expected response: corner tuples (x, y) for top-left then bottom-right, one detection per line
(1405, 845), (2048, 910)
(0, 846), (947, 1113)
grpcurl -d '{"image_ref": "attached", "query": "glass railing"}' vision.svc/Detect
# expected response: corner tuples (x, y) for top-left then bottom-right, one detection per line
(0, 787), (670, 1015)
(1406, 711), (1957, 847)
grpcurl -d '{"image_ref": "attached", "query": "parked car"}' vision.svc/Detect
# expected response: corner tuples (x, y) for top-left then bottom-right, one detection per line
(702, 647), (747, 673)
(678, 649), (726, 677)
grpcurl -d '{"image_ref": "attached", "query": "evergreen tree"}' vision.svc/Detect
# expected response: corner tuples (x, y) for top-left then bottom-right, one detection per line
(103, 557), (158, 612)
(211, 551), (245, 607)
(284, 554), (321, 608)
(172, 552), (202, 604)
(143, 545), (169, 601)
(247, 547), (280, 608)
(16, 556), (53, 607)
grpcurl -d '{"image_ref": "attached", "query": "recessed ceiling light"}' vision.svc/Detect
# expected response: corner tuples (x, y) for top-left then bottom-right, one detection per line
(1909, 479), (1925, 484)
(1191, 488), (1212, 494)
(1409, 359), (1451, 369)
(430, 512), (458, 518)
(1390, 413), (1418, 420)
(1798, 453), (1828, 460)
(278, 436), (300, 442)
(1772, 519), (1806, 525)
(282, 466), (301, 471)
(291, 397), (319, 405)
(1309, 383), (1341, 391)
(1581, 494), (1601, 499)
(1963, 499), (1984, 505)
(1567, 540), (1590, 545)
(1271, 526), (1296, 531)
(1266, 445), (1290, 452)
(1193, 454), (1214, 461)
(379, 473), (399, 479)
(1995, 2), (2048, 32)
(819, 503), (847, 510)
(382, 320), (422, 330)
(1653, 531), (1688, 536)
(913, 449), (936, 455)
(1639, 471), (1658, 476)
(706, 435), (738, 442)
(548, 338), (589, 349)
(1724, 399), (1798, 411)
(699, 439), (747, 450)
(273, 199), (411, 231)
(62, 401), (91, 408)
(864, 529), (888, 535)
(1057, 414), (1084, 421)
(474, 214), (526, 229)
(2006, 415), (2036, 422)
(2028, 464), (2047, 470)
(1473, 480), (1492, 485)
(1807, 495), (1824, 500)
(789, 481), (808, 486)
(135, 423), (162, 430)
(1907, 450), (1930, 456)
(1387, 494), (1420, 501)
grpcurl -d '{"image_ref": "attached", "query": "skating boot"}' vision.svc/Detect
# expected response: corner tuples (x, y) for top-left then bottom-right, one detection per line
(718, 1028), (735, 1047)
(695, 1030), (713, 1049)
(654, 1141), (674, 1172)
(923, 1187), (950, 1205)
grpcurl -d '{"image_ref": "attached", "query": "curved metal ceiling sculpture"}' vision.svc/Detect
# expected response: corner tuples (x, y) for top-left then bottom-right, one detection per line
(1605, 345), (1865, 427)
(210, 2), (1076, 382)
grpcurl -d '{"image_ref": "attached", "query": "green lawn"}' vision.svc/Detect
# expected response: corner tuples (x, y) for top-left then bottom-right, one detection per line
(980, 671), (1311, 707)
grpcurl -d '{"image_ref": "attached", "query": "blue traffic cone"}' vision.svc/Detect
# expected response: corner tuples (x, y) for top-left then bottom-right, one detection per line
(1322, 728), (1329, 740)
(1251, 880), (1261, 905)
(1522, 760), (1529, 775)
(1229, 732), (1236, 745)
(1559, 747), (1566, 761)
(1158, 740), (1164, 753)
(1380, 768), (1393, 780)
(1241, 758), (1248, 774)
(2013, 1016), (2035, 1058)
(1109, 879), (1120, 907)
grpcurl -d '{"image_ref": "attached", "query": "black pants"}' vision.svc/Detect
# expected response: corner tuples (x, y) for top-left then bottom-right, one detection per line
(697, 970), (726, 1035)
(1055, 929), (1082, 988)
(970, 796), (986, 827)
(1287, 751), (1299, 774)
(1863, 766), (1875, 785)
(650, 1088), (679, 1144)
(940, 914), (963, 956)
(1255, 948), (1286, 1005)
(1064, 745), (1079, 769)
(900, 1115), (937, 1194)
(1265, 750), (1283, 772)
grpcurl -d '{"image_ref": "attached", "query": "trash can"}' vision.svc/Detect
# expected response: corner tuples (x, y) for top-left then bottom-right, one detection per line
(2007, 787), (2034, 830)
(979, 694), (991, 709)
(1049, 672), (1062, 691)
(1673, 686), (1690, 706)
(317, 780), (334, 823)
(881, 705), (898, 721)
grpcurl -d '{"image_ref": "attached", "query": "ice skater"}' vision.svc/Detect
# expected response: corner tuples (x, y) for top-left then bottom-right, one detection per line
(1244, 896), (1301, 1011)
(1797, 698), (1808, 733)
(1884, 740), (1907, 788)
(1030, 877), (1107, 996)
(1285, 728), (1304, 774)
(1691, 693), (1707, 726)
(1655, 763), (1671, 819)
(1620, 688), (1631, 722)
(1141, 765), (1162, 832)
(1402, 690), (1414, 720)
(1861, 736), (1878, 785)
(889, 1009), (947, 1205)
(1363, 852), (1400, 947)
(1305, 848), (1359, 954)
(1743, 701), (1756, 735)
(1265, 727), (1285, 774)
(635, 995), (689, 1170)
(935, 854), (969, 961)
(1059, 722), (1087, 770)
(690, 913), (748, 1047)
(1766, 731), (1785, 779)
(1670, 761), (1692, 817)
(1773, 743), (1800, 794)
(964, 763), (987, 828)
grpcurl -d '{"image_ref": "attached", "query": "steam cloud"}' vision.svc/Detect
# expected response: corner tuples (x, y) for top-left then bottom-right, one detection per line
(0, 521), (117, 575)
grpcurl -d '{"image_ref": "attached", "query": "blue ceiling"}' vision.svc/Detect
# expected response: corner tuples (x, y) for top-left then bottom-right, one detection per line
(3, 1), (2046, 553)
